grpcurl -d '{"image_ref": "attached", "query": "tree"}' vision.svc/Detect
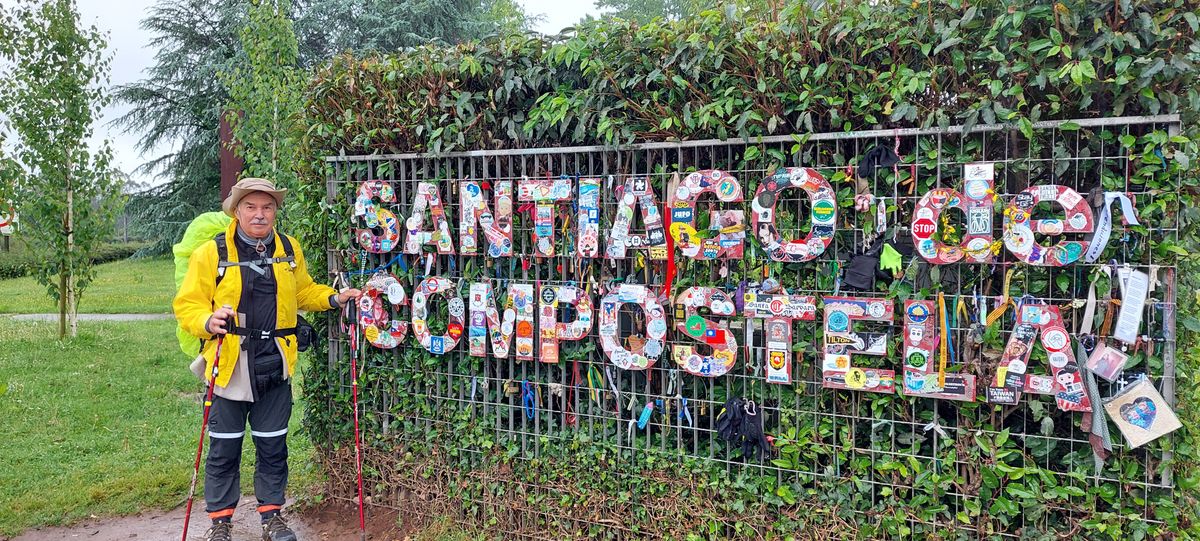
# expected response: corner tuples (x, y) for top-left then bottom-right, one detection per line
(591, 0), (702, 22)
(0, 0), (124, 338)
(115, 0), (540, 255)
(223, 0), (304, 194)
(110, 0), (244, 255)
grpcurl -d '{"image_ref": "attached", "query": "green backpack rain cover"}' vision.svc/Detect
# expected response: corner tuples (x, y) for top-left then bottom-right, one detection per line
(173, 211), (232, 357)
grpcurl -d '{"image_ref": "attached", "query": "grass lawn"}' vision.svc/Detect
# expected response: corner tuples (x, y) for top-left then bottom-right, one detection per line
(0, 257), (175, 314)
(0, 317), (321, 537)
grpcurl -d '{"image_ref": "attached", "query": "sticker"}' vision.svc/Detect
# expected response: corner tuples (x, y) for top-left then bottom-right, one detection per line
(845, 368), (867, 389)
(965, 179), (990, 200)
(912, 217), (936, 239)
(827, 311), (849, 333)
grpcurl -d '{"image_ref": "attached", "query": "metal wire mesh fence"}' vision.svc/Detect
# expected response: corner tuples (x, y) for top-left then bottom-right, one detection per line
(318, 114), (1181, 538)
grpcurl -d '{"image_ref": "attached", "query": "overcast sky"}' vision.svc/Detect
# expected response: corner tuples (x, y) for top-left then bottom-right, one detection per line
(75, 0), (603, 187)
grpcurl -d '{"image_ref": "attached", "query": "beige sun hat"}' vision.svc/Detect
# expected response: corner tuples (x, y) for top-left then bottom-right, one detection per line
(222, 177), (287, 217)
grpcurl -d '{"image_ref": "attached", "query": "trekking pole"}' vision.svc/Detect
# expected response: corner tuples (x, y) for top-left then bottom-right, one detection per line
(347, 296), (367, 541)
(182, 307), (230, 541)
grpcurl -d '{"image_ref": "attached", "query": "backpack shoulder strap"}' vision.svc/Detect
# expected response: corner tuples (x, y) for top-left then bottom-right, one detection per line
(277, 233), (297, 268)
(214, 232), (229, 286)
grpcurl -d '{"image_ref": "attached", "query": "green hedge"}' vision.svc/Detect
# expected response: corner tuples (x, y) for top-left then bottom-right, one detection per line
(296, 1), (1200, 538)
(0, 238), (149, 280)
(302, 1), (1198, 155)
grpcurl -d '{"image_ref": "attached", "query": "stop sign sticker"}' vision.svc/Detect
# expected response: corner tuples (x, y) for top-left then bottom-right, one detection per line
(913, 218), (936, 240)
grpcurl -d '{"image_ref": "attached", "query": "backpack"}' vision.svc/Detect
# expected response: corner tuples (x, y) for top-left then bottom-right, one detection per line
(172, 212), (315, 357)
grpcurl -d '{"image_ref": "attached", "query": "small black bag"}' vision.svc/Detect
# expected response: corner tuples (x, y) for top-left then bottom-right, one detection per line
(296, 315), (318, 352)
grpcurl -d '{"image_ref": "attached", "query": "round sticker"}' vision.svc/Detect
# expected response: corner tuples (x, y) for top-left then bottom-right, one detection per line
(907, 351), (927, 369)
(448, 297), (465, 318)
(1049, 352), (1069, 368)
(1008, 359), (1027, 374)
(827, 311), (849, 333)
(1069, 212), (1088, 229)
(812, 199), (836, 224)
(363, 326), (380, 343)
(541, 287), (557, 304)
(845, 368), (867, 389)
(868, 302), (886, 319)
(718, 179), (737, 199)
(756, 191), (776, 209)
(864, 370), (880, 389)
(965, 179), (989, 200)
(1005, 225), (1035, 254)
(907, 303), (930, 324)
(516, 320), (533, 337)
(684, 315), (707, 337)
(1043, 329), (1069, 351)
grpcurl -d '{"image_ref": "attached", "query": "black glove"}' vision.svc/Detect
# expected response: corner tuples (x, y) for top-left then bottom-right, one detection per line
(739, 400), (772, 461)
(715, 397), (745, 443)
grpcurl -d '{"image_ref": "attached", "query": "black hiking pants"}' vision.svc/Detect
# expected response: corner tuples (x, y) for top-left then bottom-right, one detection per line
(204, 378), (291, 517)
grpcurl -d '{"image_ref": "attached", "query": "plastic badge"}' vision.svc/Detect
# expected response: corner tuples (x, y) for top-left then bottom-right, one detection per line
(821, 297), (895, 393)
(1086, 342), (1129, 382)
(353, 180), (401, 254)
(404, 181), (456, 255)
(751, 167), (835, 263)
(598, 284), (667, 370)
(986, 304), (1090, 412)
(667, 170), (745, 260)
(606, 177), (667, 259)
(1103, 377), (1181, 449)
(1003, 185), (1093, 266)
(901, 300), (976, 401)
(912, 171), (996, 264)
(410, 276), (464, 354)
(671, 287), (739, 377)
(458, 179), (513, 257)
(359, 273), (410, 348)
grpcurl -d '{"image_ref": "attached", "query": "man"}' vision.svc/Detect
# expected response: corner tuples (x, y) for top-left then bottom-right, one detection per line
(175, 178), (359, 541)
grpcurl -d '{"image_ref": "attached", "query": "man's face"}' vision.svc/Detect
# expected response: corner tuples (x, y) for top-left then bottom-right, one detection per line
(236, 192), (277, 238)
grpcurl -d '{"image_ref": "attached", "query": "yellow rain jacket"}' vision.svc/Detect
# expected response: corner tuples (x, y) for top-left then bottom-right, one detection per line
(174, 219), (336, 397)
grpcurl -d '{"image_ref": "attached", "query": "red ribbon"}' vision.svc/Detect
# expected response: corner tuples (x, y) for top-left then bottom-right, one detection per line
(661, 199), (677, 300)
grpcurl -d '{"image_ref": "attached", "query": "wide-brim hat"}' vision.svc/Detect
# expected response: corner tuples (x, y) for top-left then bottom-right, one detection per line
(222, 177), (287, 217)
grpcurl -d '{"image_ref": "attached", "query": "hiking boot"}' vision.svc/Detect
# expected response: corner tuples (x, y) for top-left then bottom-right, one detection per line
(262, 513), (298, 541)
(204, 522), (233, 541)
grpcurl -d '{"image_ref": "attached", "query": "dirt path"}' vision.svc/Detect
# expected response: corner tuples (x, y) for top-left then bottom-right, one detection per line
(8, 497), (403, 541)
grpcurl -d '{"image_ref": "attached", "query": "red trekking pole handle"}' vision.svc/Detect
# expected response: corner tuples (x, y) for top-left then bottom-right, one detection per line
(182, 312), (228, 541)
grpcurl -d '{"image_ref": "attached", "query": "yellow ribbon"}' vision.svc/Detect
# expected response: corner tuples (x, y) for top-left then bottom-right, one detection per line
(984, 268), (1016, 327)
